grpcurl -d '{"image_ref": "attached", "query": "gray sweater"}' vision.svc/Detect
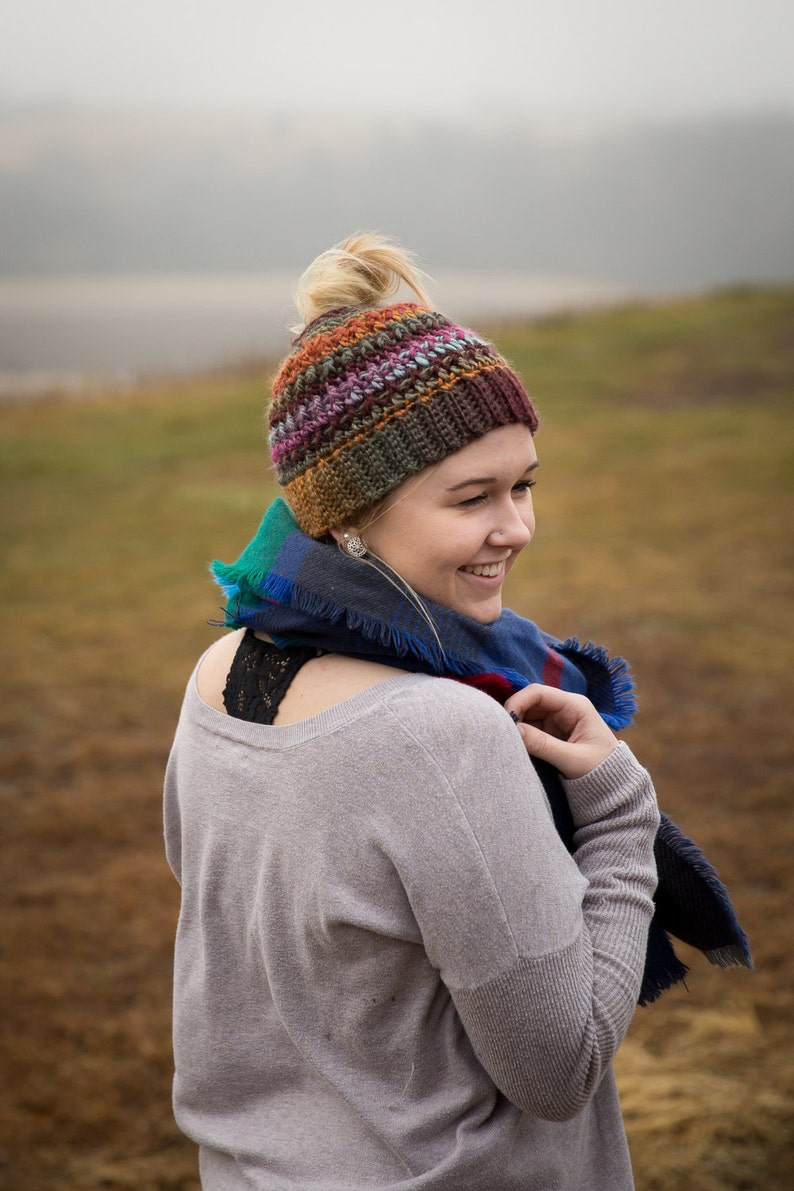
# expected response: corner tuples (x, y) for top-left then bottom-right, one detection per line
(164, 661), (659, 1190)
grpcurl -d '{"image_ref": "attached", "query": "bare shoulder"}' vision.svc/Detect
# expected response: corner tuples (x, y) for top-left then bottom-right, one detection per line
(195, 630), (408, 722)
(196, 627), (247, 712)
(274, 652), (408, 725)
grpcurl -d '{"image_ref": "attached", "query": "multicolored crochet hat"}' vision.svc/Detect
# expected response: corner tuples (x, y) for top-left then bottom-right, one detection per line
(268, 301), (540, 538)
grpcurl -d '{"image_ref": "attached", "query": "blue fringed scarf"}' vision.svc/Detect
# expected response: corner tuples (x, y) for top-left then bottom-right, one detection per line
(212, 497), (752, 1006)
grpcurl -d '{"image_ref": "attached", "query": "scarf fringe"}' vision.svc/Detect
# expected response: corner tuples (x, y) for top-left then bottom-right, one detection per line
(212, 576), (240, 607)
(557, 637), (637, 731)
(347, 608), (447, 671)
(706, 945), (753, 970)
(287, 583), (449, 669)
(265, 572), (302, 610)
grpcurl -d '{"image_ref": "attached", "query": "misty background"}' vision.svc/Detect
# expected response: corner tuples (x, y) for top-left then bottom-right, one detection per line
(1, 0), (792, 389)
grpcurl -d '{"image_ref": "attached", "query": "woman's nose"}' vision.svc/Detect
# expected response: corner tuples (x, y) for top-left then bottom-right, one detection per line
(489, 503), (533, 548)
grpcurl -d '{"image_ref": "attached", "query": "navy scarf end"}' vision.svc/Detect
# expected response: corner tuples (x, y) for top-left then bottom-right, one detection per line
(654, 813), (753, 971)
(638, 923), (690, 1007)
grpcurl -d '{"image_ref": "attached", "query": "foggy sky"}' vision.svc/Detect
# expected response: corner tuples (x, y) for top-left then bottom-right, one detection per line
(2, 0), (793, 127)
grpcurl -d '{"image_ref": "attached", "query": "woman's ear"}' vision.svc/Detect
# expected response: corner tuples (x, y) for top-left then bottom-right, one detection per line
(329, 526), (346, 546)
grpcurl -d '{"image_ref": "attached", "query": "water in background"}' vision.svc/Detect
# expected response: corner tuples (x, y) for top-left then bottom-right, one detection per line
(0, 271), (636, 398)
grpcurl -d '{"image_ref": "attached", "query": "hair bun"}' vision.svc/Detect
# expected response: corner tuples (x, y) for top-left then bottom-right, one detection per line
(292, 231), (431, 329)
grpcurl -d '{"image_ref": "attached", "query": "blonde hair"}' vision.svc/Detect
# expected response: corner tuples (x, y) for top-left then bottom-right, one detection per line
(291, 231), (432, 331)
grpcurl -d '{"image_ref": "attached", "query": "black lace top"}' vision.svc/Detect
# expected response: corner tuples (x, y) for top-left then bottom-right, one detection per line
(222, 630), (323, 725)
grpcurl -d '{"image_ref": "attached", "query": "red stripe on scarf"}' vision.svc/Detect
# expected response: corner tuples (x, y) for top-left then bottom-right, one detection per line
(543, 649), (564, 689)
(456, 672), (516, 703)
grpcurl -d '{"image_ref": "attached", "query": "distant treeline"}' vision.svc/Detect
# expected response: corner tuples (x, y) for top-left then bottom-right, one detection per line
(1, 108), (792, 288)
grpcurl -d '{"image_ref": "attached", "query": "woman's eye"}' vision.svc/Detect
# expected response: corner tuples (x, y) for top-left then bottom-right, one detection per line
(457, 492), (488, 508)
(512, 480), (537, 495)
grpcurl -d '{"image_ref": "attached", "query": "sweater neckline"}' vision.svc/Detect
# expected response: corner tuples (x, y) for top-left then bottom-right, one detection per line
(187, 651), (434, 747)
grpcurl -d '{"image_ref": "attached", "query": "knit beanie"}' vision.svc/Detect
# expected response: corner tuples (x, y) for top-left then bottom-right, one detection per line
(268, 301), (539, 538)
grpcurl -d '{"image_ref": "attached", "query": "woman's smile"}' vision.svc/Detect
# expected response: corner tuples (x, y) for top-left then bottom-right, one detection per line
(460, 559), (509, 579)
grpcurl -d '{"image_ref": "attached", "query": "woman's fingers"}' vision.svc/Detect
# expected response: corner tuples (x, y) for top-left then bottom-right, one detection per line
(505, 684), (591, 735)
(504, 684), (617, 779)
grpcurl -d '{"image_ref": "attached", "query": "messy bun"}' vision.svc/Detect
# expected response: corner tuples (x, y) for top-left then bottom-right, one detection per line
(291, 232), (431, 330)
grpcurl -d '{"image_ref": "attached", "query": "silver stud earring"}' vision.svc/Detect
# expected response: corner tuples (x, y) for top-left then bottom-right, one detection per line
(342, 532), (367, 559)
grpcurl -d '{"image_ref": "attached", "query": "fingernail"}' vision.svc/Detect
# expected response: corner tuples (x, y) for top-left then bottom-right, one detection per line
(508, 710), (520, 724)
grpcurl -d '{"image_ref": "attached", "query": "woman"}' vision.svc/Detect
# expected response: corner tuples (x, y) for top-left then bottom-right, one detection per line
(164, 233), (661, 1189)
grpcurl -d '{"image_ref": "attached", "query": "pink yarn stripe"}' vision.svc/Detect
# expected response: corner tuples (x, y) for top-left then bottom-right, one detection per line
(270, 331), (498, 462)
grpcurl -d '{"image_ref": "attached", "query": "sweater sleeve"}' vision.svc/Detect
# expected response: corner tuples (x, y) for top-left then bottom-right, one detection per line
(385, 684), (659, 1122)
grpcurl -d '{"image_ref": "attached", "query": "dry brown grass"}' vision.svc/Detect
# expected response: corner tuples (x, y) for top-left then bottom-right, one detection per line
(1, 287), (792, 1189)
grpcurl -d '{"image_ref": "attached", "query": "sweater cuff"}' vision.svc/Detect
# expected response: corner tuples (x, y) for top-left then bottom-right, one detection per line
(561, 741), (659, 830)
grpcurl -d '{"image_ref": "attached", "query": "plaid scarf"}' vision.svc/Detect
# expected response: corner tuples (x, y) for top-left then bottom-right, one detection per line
(212, 497), (752, 1005)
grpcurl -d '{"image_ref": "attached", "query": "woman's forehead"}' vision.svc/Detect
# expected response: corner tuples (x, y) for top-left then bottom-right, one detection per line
(432, 425), (537, 482)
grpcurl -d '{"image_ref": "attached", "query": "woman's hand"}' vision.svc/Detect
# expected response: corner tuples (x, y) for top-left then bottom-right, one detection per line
(503, 684), (618, 780)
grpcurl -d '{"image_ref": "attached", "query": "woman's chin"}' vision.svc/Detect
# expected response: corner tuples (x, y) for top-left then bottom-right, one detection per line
(447, 582), (504, 624)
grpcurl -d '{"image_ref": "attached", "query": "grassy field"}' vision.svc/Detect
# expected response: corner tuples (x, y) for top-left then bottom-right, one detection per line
(1, 286), (792, 1189)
